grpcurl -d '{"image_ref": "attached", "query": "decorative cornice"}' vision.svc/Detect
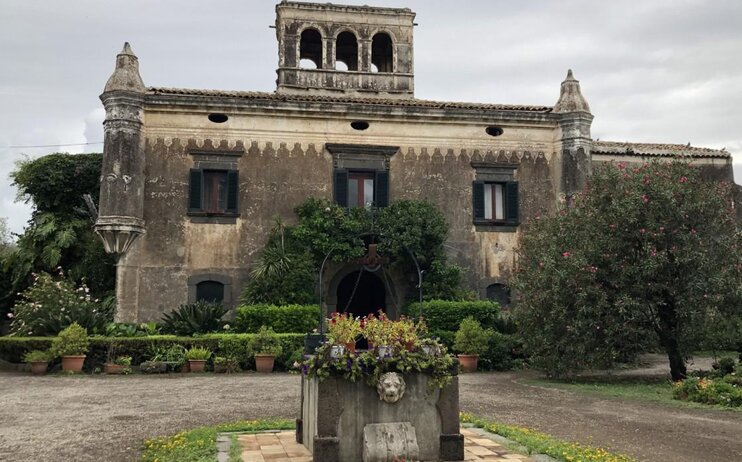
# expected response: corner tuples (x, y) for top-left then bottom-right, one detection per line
(325, 143), (399, 157)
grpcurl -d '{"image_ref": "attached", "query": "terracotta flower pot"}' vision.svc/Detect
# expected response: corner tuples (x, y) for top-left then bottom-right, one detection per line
(104, 363), (125, 375)
(188, 360), (207, 373)
(30, 361), (48, 376)
(255, 354), (275, 373)
(180, 362), (190, 373)
(344, 342), (356, 353)
(457, 354), (479, 373)
(61, 355), (86, 373)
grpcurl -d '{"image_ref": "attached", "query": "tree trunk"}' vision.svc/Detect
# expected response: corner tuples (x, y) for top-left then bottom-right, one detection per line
(657, 296), (687, 381)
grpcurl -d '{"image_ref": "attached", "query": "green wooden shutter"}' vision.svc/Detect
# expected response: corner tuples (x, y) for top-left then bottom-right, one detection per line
(188, 169), (203, 212)
(334, 170), (348, 207)
(473, 181), (485, 220)
(374, 171), (390, 207)
(506, 181), (519, 224)
(226, 170), (239, 213)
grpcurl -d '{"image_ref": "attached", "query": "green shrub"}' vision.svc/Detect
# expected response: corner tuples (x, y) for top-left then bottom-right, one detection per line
(453, 317), (491, 356)
(0, 333), (304, 372)
(235, 304), (320, 333)
(185, 347), (212, 361)
(250, 326), (283, 356)
(218, 336), (252, 369)
(403, 300), (501, 332)
(51, 322), (89, 357)
(105, 322), (159, 337)
(23, 349), (52, 363)
(9, 271), (113, 336)
(672, 376), (742, 407)
(712, 357), (736, 376)
(160, 301), (228, 336)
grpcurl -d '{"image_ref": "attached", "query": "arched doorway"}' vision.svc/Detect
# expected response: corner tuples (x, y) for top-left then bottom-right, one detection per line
(335, 270), (386, 319)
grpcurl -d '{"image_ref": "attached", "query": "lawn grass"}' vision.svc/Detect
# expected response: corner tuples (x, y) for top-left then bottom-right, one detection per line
(461, 413), (637, 462)
(525, 377), (742, 413)
(142, 414), (635, 462)
(141, 418), (294, 462)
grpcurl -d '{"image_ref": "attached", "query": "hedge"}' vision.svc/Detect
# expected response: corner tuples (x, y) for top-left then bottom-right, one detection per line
(0, 333), (304, 372)
(234, 304), (320, 334)
(403, 300), (503, 332)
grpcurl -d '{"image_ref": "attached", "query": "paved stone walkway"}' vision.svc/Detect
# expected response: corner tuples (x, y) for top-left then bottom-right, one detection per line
(237, 429), (534, 461)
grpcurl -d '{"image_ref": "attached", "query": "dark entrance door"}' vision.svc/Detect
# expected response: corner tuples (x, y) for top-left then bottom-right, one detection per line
(336, 270), (386, 319)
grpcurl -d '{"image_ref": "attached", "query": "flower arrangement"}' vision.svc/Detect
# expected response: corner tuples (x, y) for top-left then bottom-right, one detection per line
(303, 338), (454, 390)
(326, 312), (362, 346)
(362, 312), (392, 347)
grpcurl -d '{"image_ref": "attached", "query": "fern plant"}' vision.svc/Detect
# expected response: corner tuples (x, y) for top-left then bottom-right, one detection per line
(160, 301), (228, 336)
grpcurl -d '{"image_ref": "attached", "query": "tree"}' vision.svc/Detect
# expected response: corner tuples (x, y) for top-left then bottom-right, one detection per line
(512, 161), (742, 380)
(7, 153), (115, 301)
(0, 218), (17, 322)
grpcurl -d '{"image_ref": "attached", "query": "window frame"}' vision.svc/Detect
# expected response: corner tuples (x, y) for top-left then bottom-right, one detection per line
(326, 143), (398, 210)
(471, 162), (519, 227)
(188, 168), (239, 218)
(186, 146), (245, 220)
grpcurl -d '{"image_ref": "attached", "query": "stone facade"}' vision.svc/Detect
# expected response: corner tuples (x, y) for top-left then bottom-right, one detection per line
(95, 2), (736, 322)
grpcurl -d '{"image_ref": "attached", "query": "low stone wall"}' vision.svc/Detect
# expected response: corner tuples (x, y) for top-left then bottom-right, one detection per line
(298, 372), (463, 461)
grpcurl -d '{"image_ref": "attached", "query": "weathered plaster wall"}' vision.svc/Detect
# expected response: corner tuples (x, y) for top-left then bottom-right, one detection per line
(117, 104), (561, 321)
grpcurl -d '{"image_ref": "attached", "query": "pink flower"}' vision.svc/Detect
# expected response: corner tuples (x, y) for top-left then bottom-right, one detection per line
(640, 228), (646, 234)
(538, 261), (545, 268)
(641, 195), (650, 204)
(562, 252), (571, 258)
(6, 313), (13, 319)
(679, 176), (688, 183)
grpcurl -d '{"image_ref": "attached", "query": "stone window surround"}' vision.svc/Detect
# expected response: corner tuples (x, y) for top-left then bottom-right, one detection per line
(187, 273), (233, 306)
(188, 149), (244, 224)
(472, 161), (519, 232)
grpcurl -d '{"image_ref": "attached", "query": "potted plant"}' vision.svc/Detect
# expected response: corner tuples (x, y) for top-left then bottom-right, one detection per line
(51, 322), (90, 373)
(393, 316), (420, 351)
(24, 350), (52, 376)
(327, 312), (362, 353)
(453, 317), (491, 373)
(104, 356), (132, 375)
(185, 347), (212, 372)
(250, 326), (283, 373)
(362, 312), (391, 350)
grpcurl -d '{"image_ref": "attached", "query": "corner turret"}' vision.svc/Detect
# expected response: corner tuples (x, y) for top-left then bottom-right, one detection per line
(553, 69), (591, 114)
(95, 43), (146, 259)
(554, 70), (594, 200)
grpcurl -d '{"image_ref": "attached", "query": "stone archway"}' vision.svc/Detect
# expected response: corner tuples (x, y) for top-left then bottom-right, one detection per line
(325, 264), (405, 321)
(335, 270), (386, 318)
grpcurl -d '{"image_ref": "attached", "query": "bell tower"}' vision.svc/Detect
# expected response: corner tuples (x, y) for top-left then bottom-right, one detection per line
(275, 1), (416, 98)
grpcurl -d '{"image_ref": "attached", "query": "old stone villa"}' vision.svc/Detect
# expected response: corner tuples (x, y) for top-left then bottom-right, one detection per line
(94, 1), (736, 322)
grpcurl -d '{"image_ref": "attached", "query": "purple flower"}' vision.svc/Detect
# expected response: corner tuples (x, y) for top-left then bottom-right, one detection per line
(346, 358), (352, 371)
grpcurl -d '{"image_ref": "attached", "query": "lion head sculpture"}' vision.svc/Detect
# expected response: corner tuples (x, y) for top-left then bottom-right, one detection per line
(376, 372), (406, 403)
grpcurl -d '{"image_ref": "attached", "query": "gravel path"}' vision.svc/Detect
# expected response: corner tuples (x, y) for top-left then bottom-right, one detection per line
(1, 361), (741, 462)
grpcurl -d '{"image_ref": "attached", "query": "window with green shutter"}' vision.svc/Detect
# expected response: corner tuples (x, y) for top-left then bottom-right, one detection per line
(471, 162), (519, 226)
(333, 168), (390, 209)
(187, 168), (240, 217)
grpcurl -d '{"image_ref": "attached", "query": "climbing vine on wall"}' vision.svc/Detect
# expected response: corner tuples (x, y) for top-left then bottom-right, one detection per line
(240, 198), (471, 306)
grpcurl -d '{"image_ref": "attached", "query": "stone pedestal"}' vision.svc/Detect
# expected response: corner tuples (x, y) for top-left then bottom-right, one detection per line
(298, 372), (464, 461)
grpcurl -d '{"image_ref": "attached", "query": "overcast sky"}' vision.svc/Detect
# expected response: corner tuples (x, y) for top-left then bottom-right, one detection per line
(1, 0), (741, 236)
